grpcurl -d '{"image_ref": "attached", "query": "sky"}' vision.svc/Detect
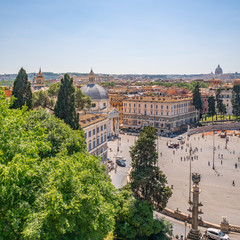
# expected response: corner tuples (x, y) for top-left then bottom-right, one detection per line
(1, 0), (240, 75)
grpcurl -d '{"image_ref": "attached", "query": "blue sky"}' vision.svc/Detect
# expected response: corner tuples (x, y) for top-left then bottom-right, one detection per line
(1, 0), (240, 74)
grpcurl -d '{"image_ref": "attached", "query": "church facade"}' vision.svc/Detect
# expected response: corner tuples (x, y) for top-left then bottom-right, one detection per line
(80, 69), (120, 162)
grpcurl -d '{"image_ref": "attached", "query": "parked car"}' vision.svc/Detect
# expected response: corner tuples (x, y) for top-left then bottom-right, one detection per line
(178, 135), (183, 140)
(116, 159), (126, 167)
(206, 228), (229, 240)
(116, 155), (126, 162)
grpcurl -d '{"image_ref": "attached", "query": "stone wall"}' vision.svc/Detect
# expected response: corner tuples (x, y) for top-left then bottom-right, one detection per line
(189, 122), (240, 136)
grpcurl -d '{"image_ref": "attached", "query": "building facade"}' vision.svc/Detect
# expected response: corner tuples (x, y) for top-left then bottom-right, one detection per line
(123, 95), (197, 132)
(80, 114), (108, 161)
(32, 68), (45, 90)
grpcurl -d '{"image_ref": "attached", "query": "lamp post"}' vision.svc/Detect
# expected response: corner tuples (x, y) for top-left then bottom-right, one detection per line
(213, 131), (215, 170)
(184, 220), (187, 240)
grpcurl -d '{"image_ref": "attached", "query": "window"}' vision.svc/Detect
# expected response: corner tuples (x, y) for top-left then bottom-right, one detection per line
(104, 134), (106, 141)
(166, 105), (169, 109)
(84, 133), (87, 139)
(129, 109), (131, 113)
(151, 105), (153, 108)
(103, 102), (106, 107)
(156, 111), (158, 115)
(156, 105), (158, 109)
(151, 111), (153, 115)
(129, 103), (131, 107)
(139, 104), (140, 107)
(88, 131), (91, 138)
(101, 135), (103, 143)
(124, 108), (126, 112)
(145, 104), (147, 108)
(93, 129), (95, 135)
(97, 137), (99, 145)
(138, 110), (140, 114)
(161, 105), (163, 109)
(93, 140), (96, 148)
(144, 110), (147, 115)
(97, 127), (99, 133)
(92, 103), (96, 107)
(134, 103), (136, 107)
(104, 124), (106, 129)
(101, 125), (103, 131)
(89, 142), (91, 151)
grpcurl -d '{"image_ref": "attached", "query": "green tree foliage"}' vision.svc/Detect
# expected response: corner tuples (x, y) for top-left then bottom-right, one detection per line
(207, 96), (216, 122)
(33, 89), (55, 109)
(0, 97), (117, 239)
(152, 81), (208, 91)
(215, 89), (226, 121)
(75, 87), (92, 111)
(114, 188), (172, 240)
(10, 67), (33, 109)
(232, 84), (240, 120)
(54, 74), (79, 130)
(192, 82), (202, 117)
(48, 82), (61, 97)
(130, 126), (172, 210)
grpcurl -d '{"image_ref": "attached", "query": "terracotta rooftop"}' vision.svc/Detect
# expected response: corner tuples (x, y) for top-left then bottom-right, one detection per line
(79, 113), (107, 128)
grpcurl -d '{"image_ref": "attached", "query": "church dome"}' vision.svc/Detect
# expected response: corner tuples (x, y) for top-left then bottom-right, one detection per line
(215, 64), (223, 75)
(81, 83), (109, 101)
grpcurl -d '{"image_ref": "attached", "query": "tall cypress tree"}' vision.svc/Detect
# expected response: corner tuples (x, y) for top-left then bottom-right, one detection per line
(54, 74), (79, 130)
(193, 82), (202, 118)
(130, 126), (172, 210)
(208, 96), (216, 122)
(232, 84), (240, 121)
(11, 67), (33, 109)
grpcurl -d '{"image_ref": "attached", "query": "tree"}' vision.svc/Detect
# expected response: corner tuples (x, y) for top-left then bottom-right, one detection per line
(232, 84), (240, 121)
(130, 126), (172, 211)
(0, 97), (117, 239)
(75, 87), (92, 112)
(218, 101), (227, 122)
(33, 90), (55, 109)
(192, 82), (202, 119)
(10, 67), (33, 109)
(114, 188), (172, 240)
(54, 74), (79, 130)
(207, 96), (216, 122)
(48, 82), (61, 98)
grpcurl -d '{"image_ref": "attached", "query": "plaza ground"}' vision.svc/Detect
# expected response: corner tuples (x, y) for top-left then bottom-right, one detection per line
(108, 132), (240, 228)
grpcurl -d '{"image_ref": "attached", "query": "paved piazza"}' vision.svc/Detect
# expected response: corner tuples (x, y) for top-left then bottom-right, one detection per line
(108, 132), (240, 227)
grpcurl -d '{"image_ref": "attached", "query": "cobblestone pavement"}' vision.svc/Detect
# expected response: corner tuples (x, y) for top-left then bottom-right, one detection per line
(108, 132), (240, 227)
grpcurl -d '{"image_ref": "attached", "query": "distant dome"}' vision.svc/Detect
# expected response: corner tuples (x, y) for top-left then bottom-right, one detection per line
(81, 83), (109, 101)
(215, 64), (223, 75)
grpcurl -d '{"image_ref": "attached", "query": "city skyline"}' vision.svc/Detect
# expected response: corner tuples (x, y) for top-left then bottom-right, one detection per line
(1, 0), (240, 75)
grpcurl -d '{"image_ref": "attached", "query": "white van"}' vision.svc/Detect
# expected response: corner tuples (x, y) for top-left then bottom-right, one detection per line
(206, 228), (229, 240)
(116, 155), (126, 162)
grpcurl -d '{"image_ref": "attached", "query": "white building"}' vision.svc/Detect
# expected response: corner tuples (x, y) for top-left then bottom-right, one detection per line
(80, 69), (120, 161)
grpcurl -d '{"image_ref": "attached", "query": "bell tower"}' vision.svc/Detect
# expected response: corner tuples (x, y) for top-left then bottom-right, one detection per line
(89, 68), (95, 83)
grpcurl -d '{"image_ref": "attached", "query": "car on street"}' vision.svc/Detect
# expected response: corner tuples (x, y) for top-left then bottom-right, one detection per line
(116, 159), (126, 167)
(206, 228), (230, 240)
(178, 135), (183, 140)
(116, 155), (126, 162)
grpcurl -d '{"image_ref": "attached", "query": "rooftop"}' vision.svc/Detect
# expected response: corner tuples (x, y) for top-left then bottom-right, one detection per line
(79, 113), (107, 128)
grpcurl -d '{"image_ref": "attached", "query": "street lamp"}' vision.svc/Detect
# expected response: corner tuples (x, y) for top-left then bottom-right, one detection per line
(184, 220), (187, 240)
(213, 131), (215, 170)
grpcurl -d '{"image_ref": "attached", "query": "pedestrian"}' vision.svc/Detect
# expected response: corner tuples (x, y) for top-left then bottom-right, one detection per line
(218, 153), (220, 158)
(221, 160), (223, 165)
(171, 185), (174, 190)
(184, 157), (186, 161)
(208, 161), (210, 166)
(233, 150), (235, 154)
(232, 180), (235, 186)
(235, 163), (237, 169)
(181, 157), (182, 161)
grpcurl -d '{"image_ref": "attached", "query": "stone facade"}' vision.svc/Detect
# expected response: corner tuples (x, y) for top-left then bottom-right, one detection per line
(123, 95), (197, 133)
